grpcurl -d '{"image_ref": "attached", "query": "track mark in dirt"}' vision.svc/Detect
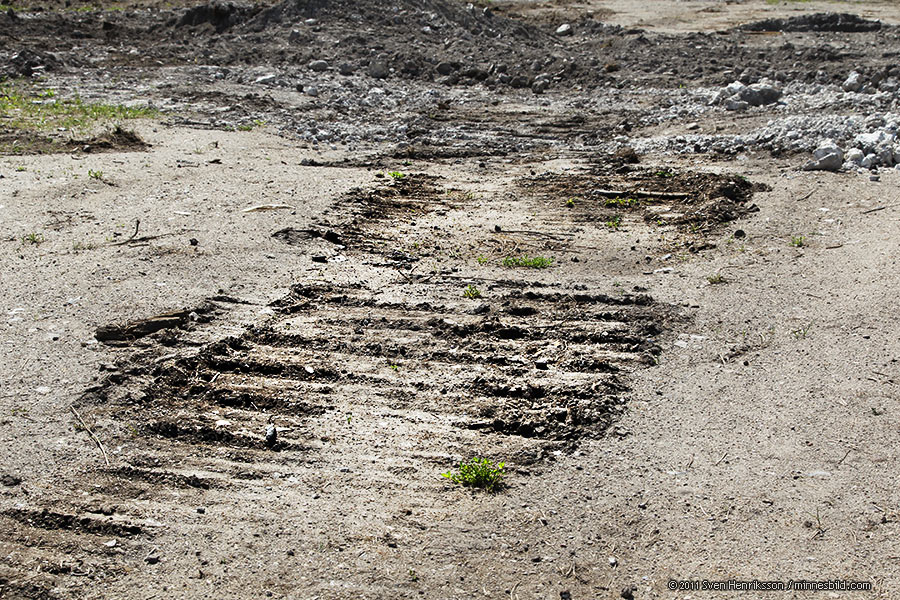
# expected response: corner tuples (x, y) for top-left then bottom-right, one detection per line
(520, 164), (762, 235)
(4, 508), (143, 537)
(14, 165), (757, 597)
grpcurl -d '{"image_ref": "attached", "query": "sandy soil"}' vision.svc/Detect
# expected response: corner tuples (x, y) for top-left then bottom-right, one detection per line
(2, 1), (900, 600)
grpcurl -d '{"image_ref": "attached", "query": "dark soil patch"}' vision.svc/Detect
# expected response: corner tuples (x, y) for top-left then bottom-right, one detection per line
(521, 166), (763, 234)
(0, 126), (148, 156)
(4, 508), (143, 537)
(741, 12), (882, 33)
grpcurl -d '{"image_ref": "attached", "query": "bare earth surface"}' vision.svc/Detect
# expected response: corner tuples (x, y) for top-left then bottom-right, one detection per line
(2, 1), (900, 599)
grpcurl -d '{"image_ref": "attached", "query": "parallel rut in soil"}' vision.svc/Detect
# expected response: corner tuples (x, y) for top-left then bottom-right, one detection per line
(2, 166), (741, 597)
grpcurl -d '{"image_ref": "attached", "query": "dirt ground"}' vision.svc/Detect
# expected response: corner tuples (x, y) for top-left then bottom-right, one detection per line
(2, 1), (900, 599)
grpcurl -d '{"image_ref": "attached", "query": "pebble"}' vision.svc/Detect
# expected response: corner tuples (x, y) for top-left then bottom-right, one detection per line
(556, 24), (573, 36)
(842, 71), (863, 92)
(803, 139), (843, 171)
(308, 60), (329, 72)
(368, 60), (390, 79)
(254, 74), (277, 85)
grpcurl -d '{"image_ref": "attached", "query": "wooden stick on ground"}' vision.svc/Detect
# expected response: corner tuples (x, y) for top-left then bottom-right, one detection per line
(70, 406), (110, 466)
(110, 218), (140, 246)
(592, 188), (690, 200)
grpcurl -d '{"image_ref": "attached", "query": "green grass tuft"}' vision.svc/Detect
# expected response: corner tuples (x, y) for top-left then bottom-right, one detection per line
(503, 255), (553, 269)
(442, 457), (506, 492)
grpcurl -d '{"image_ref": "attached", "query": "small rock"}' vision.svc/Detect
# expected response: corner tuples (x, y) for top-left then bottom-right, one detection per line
(845, 148), (864, 165)
(306, 86), (319, 97)
(803, 140), (844, 172)
(842, 71), (864, 93)
(555, 23), (573, 36)
(197, 507), (206, 514)
(338, 63), (354, 76)
(621, 584), (637, 600)
(532, 79), (548, 94)
(436, 62), (455, 76)
(368, 60), (390, 79)
(608, 556), (618, 567)
(0, 474), (21, 487)
(265, 423), (277, 447)
(189, 238), (199, 246)
(733, 229), (745, 238)
(145, 554), (160, 565)
(308, 60), (329, 72)
(724, 98), (749, 112)
(870, 174), (881, 182)
(534, 359), (549, 370)
(254, 74), (277, 85)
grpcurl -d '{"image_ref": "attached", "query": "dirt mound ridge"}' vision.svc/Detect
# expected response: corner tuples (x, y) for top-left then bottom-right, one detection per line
(172, 0), (561, 85)
(248, 0), (541, 40)
(741, 12), (882, 33)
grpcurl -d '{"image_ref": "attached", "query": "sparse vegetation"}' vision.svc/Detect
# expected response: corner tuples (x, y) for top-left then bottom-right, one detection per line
(792, 322), (813, 339)
(88, 169), (104, 180)
(707, 273), (727, 284)
(606, 215), (623, 229)
(72, 241), (96, 252)
(442, 457), (506, 492)
(503, 255), (553, 269)
(22, 232), (45, 245)
(0, 80), (156, 144)
(389, 171), (406, 180)
(462, 284), (482, 299)
(605, 196), (639, 208)
(476, 254), (489, 265)
(566, 197), (576, 207)
(791, 235), (806, 248)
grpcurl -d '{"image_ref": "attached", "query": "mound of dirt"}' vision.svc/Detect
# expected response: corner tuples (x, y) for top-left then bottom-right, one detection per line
(741, 12), (882, 33)
(178, 0), (255, 33)
(172, 0), (560, 86)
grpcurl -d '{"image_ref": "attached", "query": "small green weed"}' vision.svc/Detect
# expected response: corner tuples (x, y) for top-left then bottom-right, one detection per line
(88, 169), (103, 180)
(442, 457), (506, 492)
(389, 171), (406, 180)
(707, 273), (726, 285)
(22, 232), (45, 245)
(790, 235), (806, 248)
(72, 241), (96, 252)
(792, 323), (813, 339)
(654, 169), (675, 178)
(604, 196), (639, 208)
(606, 215), (623, 230)
(566, 197), (576, 207)
(503, 255), (553, 269)
(463, 284), (481, 299)
(475, 254), (489, 265)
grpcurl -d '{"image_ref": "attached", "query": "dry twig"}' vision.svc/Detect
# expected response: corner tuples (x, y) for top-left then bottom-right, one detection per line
(70, 406), (110, 466)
